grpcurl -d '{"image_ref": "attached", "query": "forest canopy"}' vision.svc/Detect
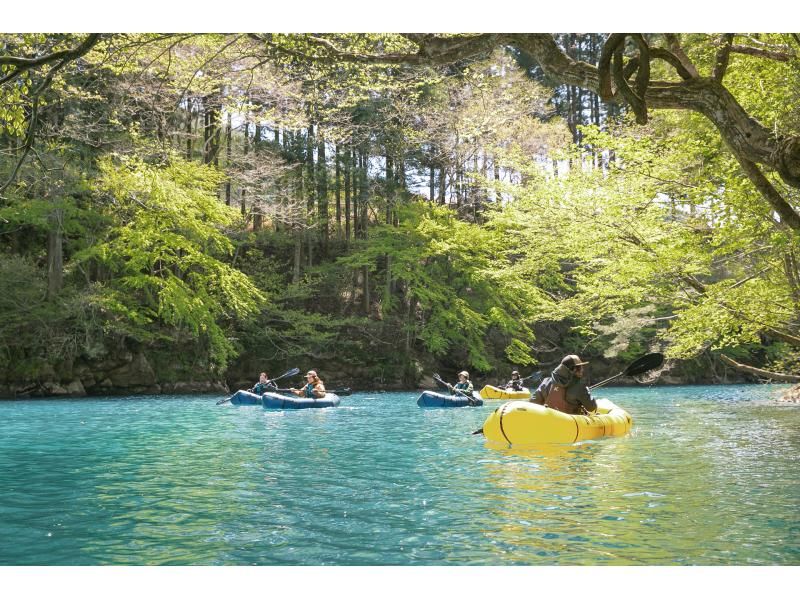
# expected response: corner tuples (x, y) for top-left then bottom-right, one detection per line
(1, 32), (799, 395)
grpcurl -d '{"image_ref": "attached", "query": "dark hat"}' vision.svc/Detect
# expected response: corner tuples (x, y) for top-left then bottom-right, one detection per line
(560, 354), (589, 370)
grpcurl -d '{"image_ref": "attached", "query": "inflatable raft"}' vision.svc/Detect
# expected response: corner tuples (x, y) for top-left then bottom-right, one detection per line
(482, 398), (632, 445)
(229, 390), (262, 405)
(479, 385), (531, 400)
(417, 390), (483, 407)
(262, 392), (340, 409)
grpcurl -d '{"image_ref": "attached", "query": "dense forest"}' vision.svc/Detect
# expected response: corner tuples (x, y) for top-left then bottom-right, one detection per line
(1, 33), (799, 398)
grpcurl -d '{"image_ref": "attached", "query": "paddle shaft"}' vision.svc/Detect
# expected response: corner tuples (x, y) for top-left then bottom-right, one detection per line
(588, 372), (623, 390)
(589, 352), (663, 390)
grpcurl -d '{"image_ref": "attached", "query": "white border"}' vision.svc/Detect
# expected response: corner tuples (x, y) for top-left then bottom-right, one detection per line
(3, 1), (799, 32)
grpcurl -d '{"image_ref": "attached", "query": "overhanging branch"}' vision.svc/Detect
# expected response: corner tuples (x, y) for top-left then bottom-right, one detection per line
(719, 354), (800, 382)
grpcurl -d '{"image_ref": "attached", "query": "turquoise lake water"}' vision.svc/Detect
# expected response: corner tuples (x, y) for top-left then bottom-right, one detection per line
(1, 385), (798, 565)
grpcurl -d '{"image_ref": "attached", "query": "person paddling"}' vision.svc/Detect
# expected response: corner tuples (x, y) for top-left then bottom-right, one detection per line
(447, 371), (474, 396)
(531, 355), (597, 415)
(505, 370), (524, 391)
(249, 372), (276, 394)
(291, 370), (326, 399)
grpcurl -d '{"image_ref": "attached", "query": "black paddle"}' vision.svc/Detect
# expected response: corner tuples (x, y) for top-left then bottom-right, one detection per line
(588, 352), (664, 390)
(433, 373), (479, 406)
(504, 371), (542, 390)
(216, 367), (301, 405)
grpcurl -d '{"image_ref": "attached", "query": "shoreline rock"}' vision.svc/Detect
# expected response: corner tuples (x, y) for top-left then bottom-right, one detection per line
(779, 384), (800, 404)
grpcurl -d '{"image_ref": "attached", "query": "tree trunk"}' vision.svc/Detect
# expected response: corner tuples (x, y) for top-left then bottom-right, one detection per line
(384, 254), (392, 317)
(241, 114), (248, 218)
(252, 119), (263, 232)
(185, 99), (193, 160)
(363, 266), (370, 316)
(46, 209), (63, 300)
(353, 150), (360, 238)
(335, 144), (342, 240)
(318, 132), (328, 256)
(359, 151), (368, 239)
(306, 124), (316, 213)
(429, 163), (435, 201)
(225, 111), (232, 206)
(344, 146), (351, 246)
(438, 163), (446, 205)
(203, 95), (221, 165)
(293, 229), (302, 284)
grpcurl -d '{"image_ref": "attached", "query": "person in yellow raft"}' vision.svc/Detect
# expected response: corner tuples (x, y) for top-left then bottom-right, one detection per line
(531, 355), (597, 415)
(505, 370), (524, 392)
(291, 370), (327, 399)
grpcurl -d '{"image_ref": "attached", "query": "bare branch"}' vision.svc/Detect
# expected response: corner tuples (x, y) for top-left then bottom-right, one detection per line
(650, 47), (694, 80)
(300, 33), (507, 65)
(713, 33), (734, 81)
(663, 34), (700, 78)
(729, 44), (796, 62)
(0, 33), (101, 87)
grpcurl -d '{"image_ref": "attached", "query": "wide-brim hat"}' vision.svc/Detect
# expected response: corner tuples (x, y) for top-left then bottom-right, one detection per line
(560, 355), (589, 369)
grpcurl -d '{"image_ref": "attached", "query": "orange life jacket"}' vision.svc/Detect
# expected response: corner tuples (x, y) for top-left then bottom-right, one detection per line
(545, 384), (582, 415)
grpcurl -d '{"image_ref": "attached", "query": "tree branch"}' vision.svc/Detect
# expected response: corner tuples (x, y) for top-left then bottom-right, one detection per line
(256, 33), (800, 204)
(713, 34), (734, 81)
(730, 44), (796, 61)
(663, 34), (700, 78)
(719, 354), (800, 382)
(650, 47), (694, 80)
(0, 34), (102, 194)
(0, 34), (101, 88)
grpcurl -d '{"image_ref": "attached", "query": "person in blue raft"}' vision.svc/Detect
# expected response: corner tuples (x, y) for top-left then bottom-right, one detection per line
(419, 369), (480, 407)
(290, 370), (326, 399)
(250, 372), (277, 394)
(224, 371), (276, 405)
(449, 370), (474, 397)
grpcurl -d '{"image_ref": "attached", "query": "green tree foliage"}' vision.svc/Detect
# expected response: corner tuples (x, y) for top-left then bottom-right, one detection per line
(3, 32), (799, 394)
(79, 154), (265, 369)
(338, 202), (543, 371)
(488, 116), (800, 371)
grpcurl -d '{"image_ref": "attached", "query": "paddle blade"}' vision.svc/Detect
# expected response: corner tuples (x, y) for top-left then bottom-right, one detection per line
(272, 367), (300, 382)
(623, 353), (664, 377)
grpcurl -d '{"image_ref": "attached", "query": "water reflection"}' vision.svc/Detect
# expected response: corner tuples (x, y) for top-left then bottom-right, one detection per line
(1, 389), (798, 565)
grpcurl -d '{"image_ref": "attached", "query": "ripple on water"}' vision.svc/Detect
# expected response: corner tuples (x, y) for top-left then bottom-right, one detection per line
(0, 387), (799, 564)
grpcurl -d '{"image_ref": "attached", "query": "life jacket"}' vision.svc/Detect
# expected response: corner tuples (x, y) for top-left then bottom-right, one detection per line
(545, 383), (582, 415)
(304, 383), (315, 398)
